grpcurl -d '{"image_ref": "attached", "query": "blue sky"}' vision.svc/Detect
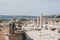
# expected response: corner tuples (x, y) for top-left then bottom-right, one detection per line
(0, 0), (60, 16)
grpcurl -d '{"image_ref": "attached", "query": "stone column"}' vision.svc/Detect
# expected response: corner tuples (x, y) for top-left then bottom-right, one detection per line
(9, 22), (15, 34)
(37, 16), (40, 27)
(9, 19), (16, 34)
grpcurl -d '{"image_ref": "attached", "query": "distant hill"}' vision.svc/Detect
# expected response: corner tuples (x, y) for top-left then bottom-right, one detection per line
(44, 15), (60, 18)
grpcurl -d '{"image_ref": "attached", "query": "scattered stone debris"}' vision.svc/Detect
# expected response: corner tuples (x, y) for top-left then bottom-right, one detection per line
(1, 17), (60, 40)
(50, 28), (56, 31)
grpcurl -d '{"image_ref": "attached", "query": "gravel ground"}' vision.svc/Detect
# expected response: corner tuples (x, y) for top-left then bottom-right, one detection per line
(25, 29), (60, 40)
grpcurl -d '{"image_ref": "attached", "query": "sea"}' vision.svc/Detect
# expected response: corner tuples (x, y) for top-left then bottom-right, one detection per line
(0, 15), (37, 20)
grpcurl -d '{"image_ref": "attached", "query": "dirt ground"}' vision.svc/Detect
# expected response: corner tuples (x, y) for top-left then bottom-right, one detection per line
(0, 26), (9, 40)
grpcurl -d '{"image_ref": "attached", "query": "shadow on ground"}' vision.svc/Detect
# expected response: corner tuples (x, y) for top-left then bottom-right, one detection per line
(23, 32), (33, 40)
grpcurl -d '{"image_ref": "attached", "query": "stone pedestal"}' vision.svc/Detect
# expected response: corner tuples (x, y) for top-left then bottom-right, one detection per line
(9, 31), (25, 40)
(9, 34), (23, 40)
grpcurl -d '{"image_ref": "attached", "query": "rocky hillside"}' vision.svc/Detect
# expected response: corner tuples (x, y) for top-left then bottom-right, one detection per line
(44, 15), (60, 18)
